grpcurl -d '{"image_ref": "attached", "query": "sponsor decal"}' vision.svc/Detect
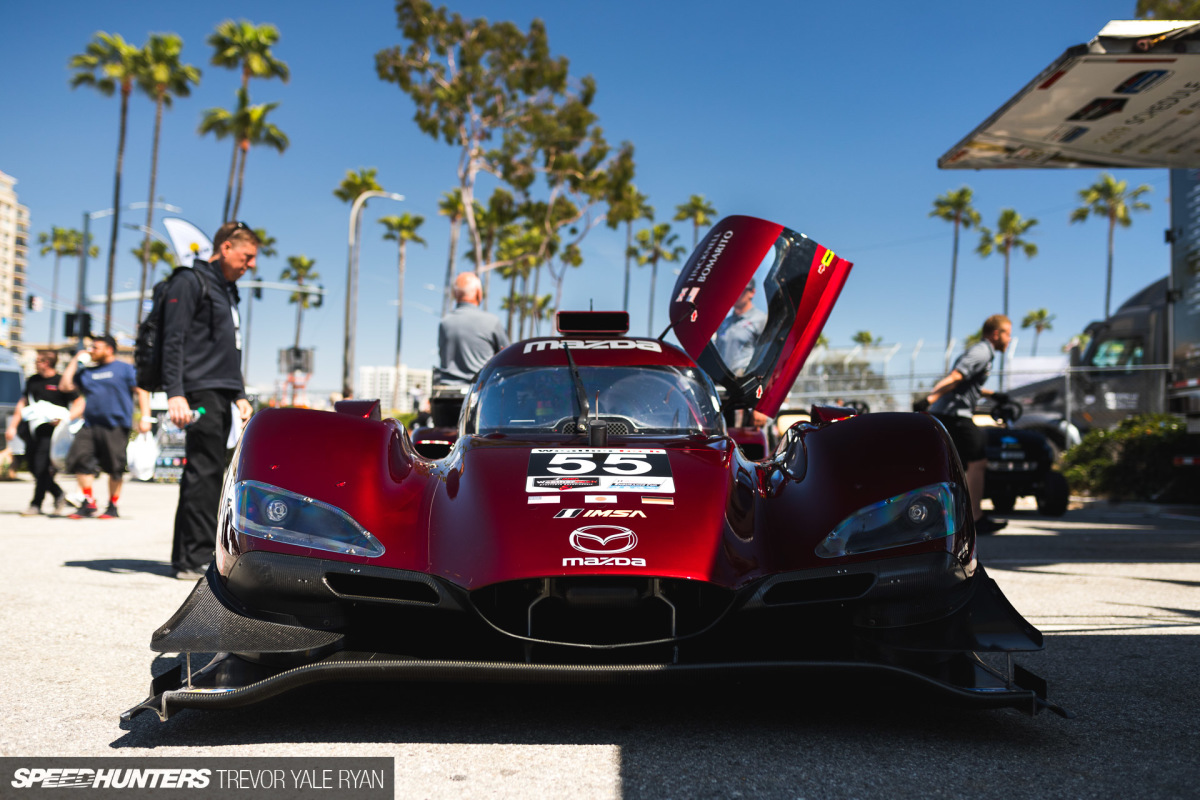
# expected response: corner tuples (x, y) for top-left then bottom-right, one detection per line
(584, 494), (617, 503)
(642, 496), (674, 505)
(686, 228), (735, 284)
(526, 448), (675, 493)
(557, 508), (646, 518)
(563, 556), (647, 567)
(563, 524), (648, 567)
(608, 480), (665, 490)
(569, 525), (637, 554)
(675, 286), (701, 304)
(528, 495), (560, 504)
(532, 477), (600, 490)
(523, 339), (662, 354)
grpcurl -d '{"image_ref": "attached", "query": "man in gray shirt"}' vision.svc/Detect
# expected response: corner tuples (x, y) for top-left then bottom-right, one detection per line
(918, 314), (1012, 533)
(436, 272), (509, 384)
(715, 280), (768, 375)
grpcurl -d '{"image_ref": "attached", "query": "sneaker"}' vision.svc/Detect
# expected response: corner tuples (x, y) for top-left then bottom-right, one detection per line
(975, 515), (1008, 535)
(97, 504), (119, 519)
(52, 496), (67, 516)
(174, 567), (206, 581)
(69, 499), (98, 519)
(20, 504), (41, 517)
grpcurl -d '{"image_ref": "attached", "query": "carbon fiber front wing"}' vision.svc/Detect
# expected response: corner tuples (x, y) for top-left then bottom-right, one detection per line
(123, 564), (1070, 722)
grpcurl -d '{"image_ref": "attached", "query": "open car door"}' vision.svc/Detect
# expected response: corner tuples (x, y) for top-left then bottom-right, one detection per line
(668, 215), (853, 418)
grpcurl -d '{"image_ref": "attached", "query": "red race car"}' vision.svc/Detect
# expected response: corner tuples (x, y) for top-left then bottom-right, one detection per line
(125, 216), (1065, 721)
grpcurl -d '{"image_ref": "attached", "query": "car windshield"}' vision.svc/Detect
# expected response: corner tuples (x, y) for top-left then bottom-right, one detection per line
(468, 365), (723, 436)
(1086, 337), (1145, 367)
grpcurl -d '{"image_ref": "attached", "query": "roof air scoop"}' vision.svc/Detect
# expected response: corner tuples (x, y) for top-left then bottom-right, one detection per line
(556, 311), (630, 336)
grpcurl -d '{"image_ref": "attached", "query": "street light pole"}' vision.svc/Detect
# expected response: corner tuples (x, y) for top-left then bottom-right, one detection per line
(76, 202), (180, 341)
(341, 190), (404, 399)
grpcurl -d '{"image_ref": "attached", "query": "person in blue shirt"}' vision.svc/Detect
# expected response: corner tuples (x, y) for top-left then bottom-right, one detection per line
(59, 334), (151, 519)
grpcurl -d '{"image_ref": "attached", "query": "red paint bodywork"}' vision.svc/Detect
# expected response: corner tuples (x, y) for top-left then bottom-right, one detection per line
(216, 216), (967, 595)
(222, 368), (971, 593)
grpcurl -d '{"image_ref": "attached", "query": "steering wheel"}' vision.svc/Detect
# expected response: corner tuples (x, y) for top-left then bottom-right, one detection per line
(990, 398), (1023, 424)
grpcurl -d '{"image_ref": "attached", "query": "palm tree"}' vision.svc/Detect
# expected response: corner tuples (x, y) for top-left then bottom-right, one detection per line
(674, 194), (717, 249)
(130, 239), (176, 282)
(379, 213), (426, 412)
(1070, 173), (1152, 318)
(438, 189), (466, 316)
(280, 255), (319, 350)
(1021, 309), (1056, 357)
(851, 331), (882, 347)
(198, 90), (289, 221)
(135, 33), (200, 329)
(38, 227), (96, 345)
(630, 223), (686, 336)
(977, 209), (1038, 321)
(929, 187), (982, 370)
(242, 227), (277, 376)
(231, 96), (287, 220)
(206, 20), (289, 222)
(607, 184), (654, 312)
(978, 209), (1038, 387)
(70, 32), (142, 336)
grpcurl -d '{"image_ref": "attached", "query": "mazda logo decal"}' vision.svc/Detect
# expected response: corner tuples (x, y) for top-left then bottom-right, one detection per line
(569, 525), (638, 555)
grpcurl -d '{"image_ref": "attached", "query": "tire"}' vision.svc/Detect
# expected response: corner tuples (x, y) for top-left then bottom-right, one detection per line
(1037, 471), (1069, 517)
(989, 488), (1017, 514)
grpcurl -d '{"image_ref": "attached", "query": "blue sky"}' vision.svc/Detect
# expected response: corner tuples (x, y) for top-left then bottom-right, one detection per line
(0, 1), (1170, 394)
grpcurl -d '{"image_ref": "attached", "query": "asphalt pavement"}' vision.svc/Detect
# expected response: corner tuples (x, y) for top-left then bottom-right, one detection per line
(0, 476), (1197, 799)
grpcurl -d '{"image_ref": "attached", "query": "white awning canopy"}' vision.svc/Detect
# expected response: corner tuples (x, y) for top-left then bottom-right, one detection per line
(939, 20), (1200, 170)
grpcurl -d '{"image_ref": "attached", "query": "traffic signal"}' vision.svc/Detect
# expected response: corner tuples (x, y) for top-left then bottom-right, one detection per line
(27, 295), (42, 312)
(64, 312), (92, 338)
(253, 286), (262, 300)
(312, 284), (324, 308)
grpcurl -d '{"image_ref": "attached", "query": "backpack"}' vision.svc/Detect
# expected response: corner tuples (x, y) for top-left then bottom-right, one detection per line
(134, 266), (210, 392)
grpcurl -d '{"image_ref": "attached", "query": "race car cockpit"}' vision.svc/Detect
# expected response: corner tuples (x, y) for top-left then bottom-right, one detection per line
(467, 364), (724, 436)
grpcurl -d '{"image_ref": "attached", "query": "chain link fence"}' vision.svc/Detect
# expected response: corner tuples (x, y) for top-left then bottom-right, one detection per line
(780, 347), (1171, 438)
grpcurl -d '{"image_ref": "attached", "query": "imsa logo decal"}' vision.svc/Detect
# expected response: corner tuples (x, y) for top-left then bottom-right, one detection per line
(555, 509), (647, 518)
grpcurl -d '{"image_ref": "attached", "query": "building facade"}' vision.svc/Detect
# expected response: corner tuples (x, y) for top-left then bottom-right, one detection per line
(0, 170), (29, 347)
(357, 364), (433, 410)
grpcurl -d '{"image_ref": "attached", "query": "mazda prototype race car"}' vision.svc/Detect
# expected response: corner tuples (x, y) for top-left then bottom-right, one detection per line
(125, 216), (1065, 721)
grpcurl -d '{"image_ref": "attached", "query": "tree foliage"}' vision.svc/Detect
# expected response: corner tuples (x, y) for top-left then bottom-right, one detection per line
(377, 0), (571, 269)
(930, 186), (981, 370)
(1070, 172), (1151, 318)
(70, 31), (142, 336)
(1021, 308), (1056, 357)
(977, 208), (1037, 321)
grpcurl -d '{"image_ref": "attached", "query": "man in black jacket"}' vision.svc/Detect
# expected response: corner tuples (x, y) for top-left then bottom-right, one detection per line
(163, 221), (257, 579)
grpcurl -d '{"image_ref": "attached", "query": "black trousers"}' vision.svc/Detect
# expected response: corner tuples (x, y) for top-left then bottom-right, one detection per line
(171, 389), (235, 571)
(26, 425), (63, 507)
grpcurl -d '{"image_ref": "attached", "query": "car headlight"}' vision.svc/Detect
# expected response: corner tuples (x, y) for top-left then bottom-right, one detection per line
(816, 482), (960, 558)
(232, 480), (385, 557)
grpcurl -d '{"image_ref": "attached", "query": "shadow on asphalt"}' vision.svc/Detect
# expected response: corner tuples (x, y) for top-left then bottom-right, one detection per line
(65, 558), (176, 578)
(109, 631), (1200, 798)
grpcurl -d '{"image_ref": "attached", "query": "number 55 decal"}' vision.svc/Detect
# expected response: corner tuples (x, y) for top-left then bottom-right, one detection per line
(546, 452), (654, 475)
(529, 449), (674, 493)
